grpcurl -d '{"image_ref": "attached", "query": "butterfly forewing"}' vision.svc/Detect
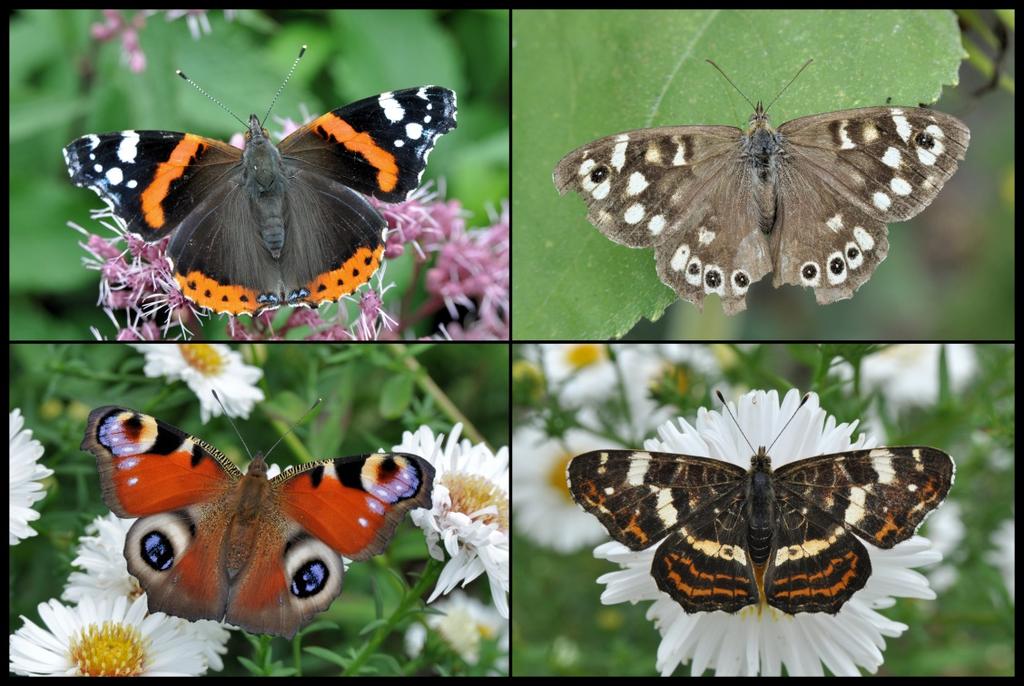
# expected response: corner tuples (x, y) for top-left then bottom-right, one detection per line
(772, 446), (955, 548)
(567, 450), (748, 550)
(778, 107), (970, 222)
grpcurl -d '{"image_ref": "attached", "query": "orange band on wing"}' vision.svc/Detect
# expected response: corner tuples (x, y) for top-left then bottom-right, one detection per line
(311, 114), (399, 193)
(141, 134), (208, 229)
(175, 270), (263, 316)
(304, 245), (384, 305)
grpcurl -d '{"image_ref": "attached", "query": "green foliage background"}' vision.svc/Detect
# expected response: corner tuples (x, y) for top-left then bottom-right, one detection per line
(513, 10), (1011, 340)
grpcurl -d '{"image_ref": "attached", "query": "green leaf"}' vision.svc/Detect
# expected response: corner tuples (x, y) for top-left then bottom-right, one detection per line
(379, 373), (415, 418)
(513, 9), (966, 339)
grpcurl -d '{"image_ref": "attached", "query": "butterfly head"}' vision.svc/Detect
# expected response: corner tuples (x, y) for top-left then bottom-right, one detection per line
(747, 101), (774, 133)
(750, 446), (773, 472)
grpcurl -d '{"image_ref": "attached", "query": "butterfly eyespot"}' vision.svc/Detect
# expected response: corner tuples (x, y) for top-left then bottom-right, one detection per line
(705, 270), (722, 289)
(589, 165), (609, 183)
(688, 262), (700, 275)
(915, 131), (936, 149)
(830, 257), (845, 275)
(140, 531), (176, 572)
(846, 247), (859, 259)
(733, 272), (749, 288)
(290, 559), (331, 598)
(802, 264), (818, 280)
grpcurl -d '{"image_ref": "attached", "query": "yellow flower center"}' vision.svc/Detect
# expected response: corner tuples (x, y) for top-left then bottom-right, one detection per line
(442, 472), (509, 533)
(564, 344), (605, 370)
(177, 344), (224, 375)
(69, 621), (147, 677)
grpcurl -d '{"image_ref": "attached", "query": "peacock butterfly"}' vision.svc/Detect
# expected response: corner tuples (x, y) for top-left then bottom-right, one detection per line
(81, 406), (435, 638)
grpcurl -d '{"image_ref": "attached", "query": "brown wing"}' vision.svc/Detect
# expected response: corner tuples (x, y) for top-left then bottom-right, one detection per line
(554, 126), (772, 313)
(772, 107), (969, 304)
(567, 449), (748, 550)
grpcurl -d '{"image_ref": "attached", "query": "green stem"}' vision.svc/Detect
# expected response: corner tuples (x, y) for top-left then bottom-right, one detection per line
(390, 344), (488, 448)
(343, 556), (444, 675)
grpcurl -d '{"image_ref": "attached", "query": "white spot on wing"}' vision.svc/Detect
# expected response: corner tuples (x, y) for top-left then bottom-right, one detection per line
(626, 454), (650, 486)
(627, 171), (649, 196)
(844, 486), (867, 525)
(671, 244), (689, 271)
(891, 177), (912, 195)
(872, 191), (892, 211)
(656, 488), (678, 527)
(624, 203), (645, 224)
(380, 92), (405, 122)
(611, 141), (628, 171)
(882, 146), (901, 168)
(854, 226), (875, 251)
(648, 214), (665, 235)
(117, 131), (140, 164)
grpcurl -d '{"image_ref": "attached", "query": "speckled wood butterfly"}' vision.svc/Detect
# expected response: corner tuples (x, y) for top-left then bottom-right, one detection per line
(553, 60), (970, 314)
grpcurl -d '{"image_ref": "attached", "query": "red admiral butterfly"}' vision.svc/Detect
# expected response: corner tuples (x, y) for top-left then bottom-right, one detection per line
(63, 50), (456, 316)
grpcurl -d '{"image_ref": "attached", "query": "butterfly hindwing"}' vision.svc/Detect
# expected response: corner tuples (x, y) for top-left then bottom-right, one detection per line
(652, 492), (759, 613)
(762, 499), (872, 614)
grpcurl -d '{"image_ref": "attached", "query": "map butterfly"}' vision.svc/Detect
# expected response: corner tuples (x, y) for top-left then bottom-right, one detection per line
(566, 394), (955, 614)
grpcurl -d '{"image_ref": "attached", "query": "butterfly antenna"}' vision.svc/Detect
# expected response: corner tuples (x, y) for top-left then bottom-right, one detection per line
(716, 390), (811, 454)
(762, 58), (813, 115)
(715, 390), (757, 454)
(262, 44), (307, 126)
(210, 389), (255, 461)
(706, 60), (757, 111)
(176, 68), (248, 130)
(262, 397), (323, 461)
(765, 393), (812, 455)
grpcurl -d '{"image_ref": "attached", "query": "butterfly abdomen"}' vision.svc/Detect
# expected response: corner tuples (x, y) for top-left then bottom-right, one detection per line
(745, 469), (776, 565)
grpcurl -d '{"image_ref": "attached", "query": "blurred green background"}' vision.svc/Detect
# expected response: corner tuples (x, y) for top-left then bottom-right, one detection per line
(512, 10), (1013, 340)
(511, 343), (1015, 675)
(11, 9), (509, 339)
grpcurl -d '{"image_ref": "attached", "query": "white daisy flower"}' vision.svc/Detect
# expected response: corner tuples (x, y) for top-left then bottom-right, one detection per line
(9, 408), (54, 545)
(395, 424), (509, 618)
(540, 343), (616, 406)
(512, 424), (611, 553)
(60, 513), (234, 669)
(62, 513), (137, 604)
(584, 389), (951, 676)
(834, 344), (976, 408)
(404, 590), (508, 671)
(8, 595), (211, 676)
(130, 344), (264, 422)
